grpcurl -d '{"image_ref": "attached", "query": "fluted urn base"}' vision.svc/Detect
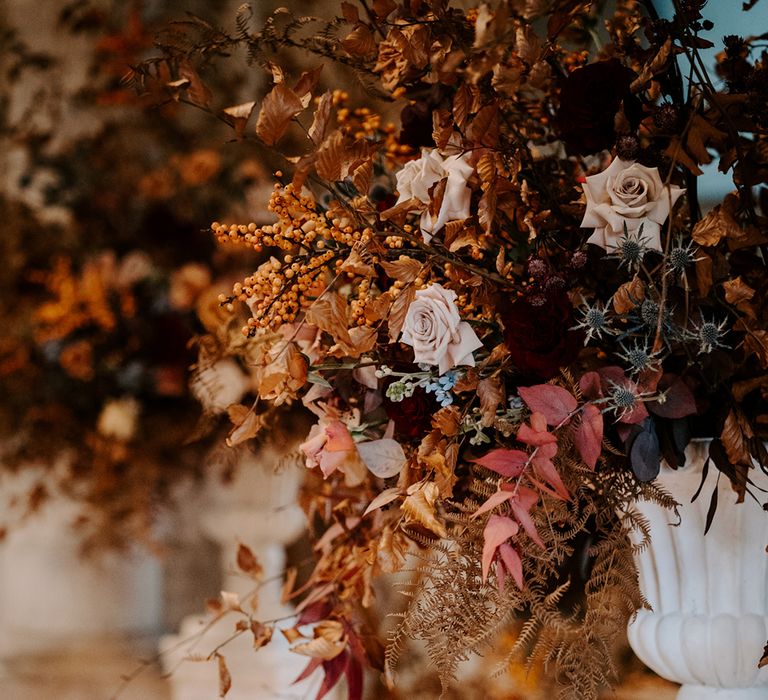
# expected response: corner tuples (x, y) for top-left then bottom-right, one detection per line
(628, 441), (768, 698)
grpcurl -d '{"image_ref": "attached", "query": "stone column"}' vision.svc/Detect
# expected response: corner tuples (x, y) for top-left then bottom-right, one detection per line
(160, 448), (330, 700)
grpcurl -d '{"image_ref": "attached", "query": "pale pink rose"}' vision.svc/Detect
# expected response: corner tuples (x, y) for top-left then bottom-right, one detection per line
(300, 418), (366, 486)
(401, 283), (483, 375)
(395, 148), (474, 242)
(580, 158), (684, 252)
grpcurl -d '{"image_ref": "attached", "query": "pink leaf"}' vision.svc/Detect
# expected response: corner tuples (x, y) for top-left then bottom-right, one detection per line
(317, 652), (348, 700)
(573, 403), (603, 470)
(294, 657), (323, 684)
(509, 486), (543, 548)
(532, 454), (570, 501)
(496, 559), (506, 593)
(472, 448), (528, 477)
(579, 371), (602, 399)
(498, 543), (524, 589)
(482, 515), (519, 582)
(517, 421), (557, 447)
(472, 489), (514, 519)
(518, 385), (578, 426)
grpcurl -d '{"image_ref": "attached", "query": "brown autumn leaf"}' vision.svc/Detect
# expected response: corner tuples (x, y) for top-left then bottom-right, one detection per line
(373, 0), (396, 18)
(250, 621), (273, 649)
(305, 292), (352, 346)
(692, 204), (742, 246)
(308, 91), (333, 145)
(236, 543), (263, 579)
(256, 340), (308, 405)
(340, 1), (359, 23)
(722, 408), (753, 468)
(695, 251), (714, 297)
(351, 158), (373, 195)
(292, 620), (346, 660)
(179, 61), (212, 108)
(432, 108), (454, 151)
(217, 654), (232, 698)
(454, 366), (479, 392)
(342, 24), (377, 58)
(379, 197), (422, 225)
(381, 256), (423, 284)
(386, 285), (417, 342)
(478, 376), (504, 427)
(742, 327), (768, 368)
(467, 103), (500, 146)
(432, 405), (461, 436)
(340, 248), (375, 277)
(401, 481), (447, 538)
(630, 38), (673, 93)
(221, 101), (256, 139)
(613, 276), (646, 314)
(376, 525), (409, 574)
(226, 405), (264, 447)
(281, 625), (304, 644)
(255, 84), (304, 146)
(723, 276), (756, 306)
(293, 66), (324, 107)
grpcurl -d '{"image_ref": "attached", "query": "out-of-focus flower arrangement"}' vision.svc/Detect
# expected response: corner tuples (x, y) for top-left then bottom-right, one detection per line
(129, 0), (767, 696)
(0, 2), (275, 550)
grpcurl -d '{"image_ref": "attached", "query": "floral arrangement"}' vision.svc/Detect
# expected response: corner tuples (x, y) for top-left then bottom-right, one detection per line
(137, 0), (768, 696)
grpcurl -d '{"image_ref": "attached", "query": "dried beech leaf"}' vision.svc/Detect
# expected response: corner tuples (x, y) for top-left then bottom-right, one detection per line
(305, 292), (352, 346)
(256, 84), (304, 145)
(478, 376), (504, 427)
(722, 408), (753, 467)
(722, 276), (755, 306)
(308, 91), (333, 145)
(217, 654), (232, 698)
(613, 276), (645, 314)
(380, 256), (423, 284)
(236, 543), (262, 578)
(221, 101), (256, 138)
(342, 25), (377, 57)
(387, 286), (416, 342)
(401, 481), (447, 538)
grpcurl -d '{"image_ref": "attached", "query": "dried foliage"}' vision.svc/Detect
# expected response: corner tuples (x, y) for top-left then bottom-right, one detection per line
(127, 0), (768, 696)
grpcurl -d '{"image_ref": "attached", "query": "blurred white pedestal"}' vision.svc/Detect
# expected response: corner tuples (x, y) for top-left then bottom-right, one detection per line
(0, 468), (162, 657)
(161, 449), (328, 699)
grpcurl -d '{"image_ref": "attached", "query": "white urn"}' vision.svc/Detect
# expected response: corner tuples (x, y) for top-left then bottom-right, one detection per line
(628, 440), (768, 699)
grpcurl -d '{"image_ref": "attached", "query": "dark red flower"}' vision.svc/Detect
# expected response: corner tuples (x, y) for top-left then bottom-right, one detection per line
(383, 386), (436, 440)
(500, 291), (583, 380)
(556, 59), (638, 156)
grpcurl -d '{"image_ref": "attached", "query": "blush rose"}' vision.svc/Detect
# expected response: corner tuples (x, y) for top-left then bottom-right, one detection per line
(401, 283), (483, 375)
(394, 148), (473, 242)
(581, 158), (685, 252)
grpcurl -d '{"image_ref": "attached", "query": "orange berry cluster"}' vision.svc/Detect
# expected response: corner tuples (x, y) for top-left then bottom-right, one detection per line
(212, 185), (375, 335)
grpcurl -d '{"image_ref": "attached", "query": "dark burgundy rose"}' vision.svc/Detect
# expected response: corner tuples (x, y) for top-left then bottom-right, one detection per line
(556, 59), (638, 156)
(383, 386), (436, 440)
(399, 101), (435, 149)
(500, 291), (583, 380)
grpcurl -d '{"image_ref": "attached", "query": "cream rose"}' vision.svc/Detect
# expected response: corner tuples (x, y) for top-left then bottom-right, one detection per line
(581, 158), (684, 252)
(395, 148), (473, 242)
(401, 283), (483, 375)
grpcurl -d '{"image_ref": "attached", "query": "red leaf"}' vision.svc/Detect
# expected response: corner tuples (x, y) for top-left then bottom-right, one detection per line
(498, 543), (524, 589)
(472, 448), (528, 477)
(509, 486), (543, 548)
(317, 652), (348, 700)
(343, 656), (364, 700)
(532, 452), (570, 501)
(517, 415), (557, 446)
(482, 515), (519, 581)
(473, 489), (514, 518)
(579, 371), (602, 399)
(294, 657), (323, 684)
(518, 385), (578, 426)
(573, 403), (603, 470)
